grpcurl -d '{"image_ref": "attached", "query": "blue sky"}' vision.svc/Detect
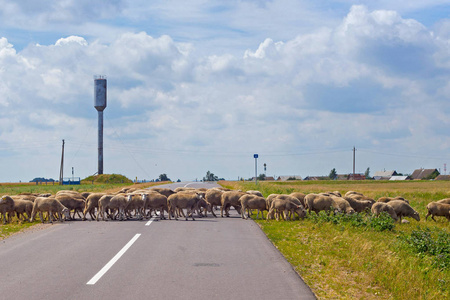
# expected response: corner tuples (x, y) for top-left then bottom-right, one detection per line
(0, 1), (449, 182)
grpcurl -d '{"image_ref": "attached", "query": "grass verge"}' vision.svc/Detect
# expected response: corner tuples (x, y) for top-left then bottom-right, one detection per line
(220, 180), (450, 299)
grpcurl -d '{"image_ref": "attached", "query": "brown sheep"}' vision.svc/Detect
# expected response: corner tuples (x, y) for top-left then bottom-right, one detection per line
(267, 197), (306, 221)
(55, 194), (86, 220)
(97, 195), (115, 221)
(344, 196), (373, 213)
(371, 202), (399, 221)
(13, 199), (33, 221)
(125, 193), (145, 220)
(149, 187), (176, 198)
(83, 193), (106, 220)
(377, 196), (410, 204)
(205, 189), (224, 217)
(246, 190), (263, 197)
(30, 197), (70, 223)
(239, 194), (267, 219)
(425, 202), (450, 222)
(304, 193), (340, 215)
(330, 196), (355, 214)
(289, 192), (306, 207)
(0, 195), (15, 224)
(167, 192), (202, 221)
(108, 194), (128, 220)
(437, 198), (450, 205)
(386, 200), (420, 222)
(142, 192), (168, 219)
(221, 191), (245, 217)
(345, 191), (364, 197)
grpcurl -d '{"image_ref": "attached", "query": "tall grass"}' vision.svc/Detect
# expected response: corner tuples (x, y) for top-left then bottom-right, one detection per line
(221, 180), (450, 299)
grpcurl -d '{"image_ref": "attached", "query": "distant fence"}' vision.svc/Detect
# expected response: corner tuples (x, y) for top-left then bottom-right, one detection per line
(62, 177), (81, 185)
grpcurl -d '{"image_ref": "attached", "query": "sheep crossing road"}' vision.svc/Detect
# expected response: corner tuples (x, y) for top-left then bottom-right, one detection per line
(0, 182), (315, 300)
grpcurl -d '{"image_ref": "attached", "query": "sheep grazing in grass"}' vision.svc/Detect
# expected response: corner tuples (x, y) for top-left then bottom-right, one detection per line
(344, 196), (373, 213)
(330, 196), (355, 215)
(12, 199), (33, 221)
(437, 198), (450, 205)
(221, 191), (246, 217)
(267, 196), (306, 221)
(425, 202), (450, 222)
(246, 190), (263, 197)
(0, 195), (15, 224)
(289, 192), (306, 207)
(371, 202), (399, 221)
(239, 194), (267, 219)
(377, 196), (409, 204)
(386, 200), (420, 222)
(345, 191), (364, 198)
(304, 194), (340, 215)
(30, 197), (70, 224)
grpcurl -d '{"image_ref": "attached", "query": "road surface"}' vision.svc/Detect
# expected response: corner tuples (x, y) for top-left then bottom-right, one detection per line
(0, 182), (315, 299)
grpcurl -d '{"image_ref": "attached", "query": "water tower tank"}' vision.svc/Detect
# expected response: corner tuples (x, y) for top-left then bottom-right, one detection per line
(94, 76), (107, 111)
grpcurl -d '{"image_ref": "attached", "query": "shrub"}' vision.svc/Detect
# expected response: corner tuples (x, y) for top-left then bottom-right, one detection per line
(398, 227), (450, 269)
(368, 212), (395, 231)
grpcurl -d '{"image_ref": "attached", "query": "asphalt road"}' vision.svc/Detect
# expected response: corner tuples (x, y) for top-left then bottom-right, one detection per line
(0, 182), (315, 299)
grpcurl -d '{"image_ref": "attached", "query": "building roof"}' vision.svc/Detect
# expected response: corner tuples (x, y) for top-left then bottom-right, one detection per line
(435, 175), (450, 181)
(389, 176), (411, 181)
(411, 169), (439, 180)
(277, 176), (302, 181)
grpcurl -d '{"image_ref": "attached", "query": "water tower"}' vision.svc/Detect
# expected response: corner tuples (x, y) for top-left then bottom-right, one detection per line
(94, 76), (107, 175)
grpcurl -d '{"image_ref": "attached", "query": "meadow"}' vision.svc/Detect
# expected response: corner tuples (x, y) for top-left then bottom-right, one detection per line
(221, 180), (450, 299)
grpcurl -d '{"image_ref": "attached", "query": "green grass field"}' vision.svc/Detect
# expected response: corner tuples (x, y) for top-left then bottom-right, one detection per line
(221, 180), (450, 299)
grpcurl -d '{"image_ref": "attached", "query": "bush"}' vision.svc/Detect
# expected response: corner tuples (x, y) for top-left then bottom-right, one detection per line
(308, 210), (394, 231)
(368, 212), (395, 231)
(398, 227), (450, 269)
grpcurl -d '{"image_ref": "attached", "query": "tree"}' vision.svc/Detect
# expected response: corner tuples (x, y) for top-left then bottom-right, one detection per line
(158, 173), (171, 181)
(203, 171), (219, 181)
(257, 173), (266, 181)
(365, 167), (371, 179)
(329, 168), (337, 180)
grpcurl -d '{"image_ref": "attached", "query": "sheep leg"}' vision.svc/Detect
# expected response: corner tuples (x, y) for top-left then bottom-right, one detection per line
(431, 215), (437, 222)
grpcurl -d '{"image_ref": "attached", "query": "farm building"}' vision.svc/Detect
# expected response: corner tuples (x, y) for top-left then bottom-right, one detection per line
(277, 176), (302, 181)
(389, 176), (411, 181)
(410, 168), (440, 180)
(435, 175), (450, 180)
(303, 176), (328, 181)
(373, 170), (398, 180)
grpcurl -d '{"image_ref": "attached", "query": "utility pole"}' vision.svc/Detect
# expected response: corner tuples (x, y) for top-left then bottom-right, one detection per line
(254, 154), (258, 184)
(352, 146), (356, 180)
(59, 139), (65, 185)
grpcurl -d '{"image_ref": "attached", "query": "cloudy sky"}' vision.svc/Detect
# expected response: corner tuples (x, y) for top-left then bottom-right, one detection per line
(0, 0), (449, 182)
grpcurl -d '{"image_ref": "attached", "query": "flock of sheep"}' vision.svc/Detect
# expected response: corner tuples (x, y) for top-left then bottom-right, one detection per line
(1, 186), (450, 224)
